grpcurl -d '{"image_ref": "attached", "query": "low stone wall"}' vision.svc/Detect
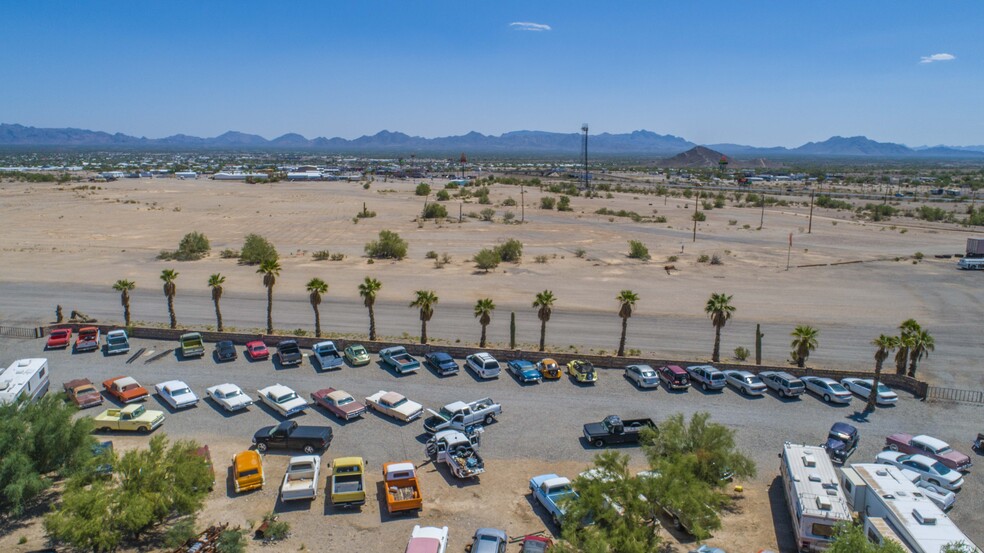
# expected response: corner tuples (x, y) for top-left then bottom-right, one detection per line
(48, 323), (928, 398)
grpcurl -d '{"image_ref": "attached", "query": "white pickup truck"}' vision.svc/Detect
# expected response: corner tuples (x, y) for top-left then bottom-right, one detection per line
(423, 398), (501, 433)
(426, 428), (485, 479)
(281, 455), (321, 501)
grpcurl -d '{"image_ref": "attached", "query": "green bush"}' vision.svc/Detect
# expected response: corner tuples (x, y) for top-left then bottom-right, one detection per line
(915, 205), (949, 222)
(436, 190), (451, 201)
(503, 211), (515, 222)
(425, 251), (439, 259)
(216, 529), (248, 553)
(494, 239), (523, 262)
(365, 230), (408, 260)
(312, 250), (331, 261)
(816, 195), (853, 210)
(574, 247), (587, 258)
(557, 195), (572, 211)
(734, 346), (750, 361)
(240, 233), (278, 264)
(693, 211), (707, 222)
(415, 183), (431, 196)
(220, 249), (240, 259)
(627, 240), (650, 260)
(260, 513), (290, 542)
(502, 197), (517, 206)
(474, 248), (501, 272)
(163, 519), (198, 548)
(697, 254), (710, 263)
(479, 208), (496, 221)
(422, 203), (448, 219)
(534, 255), (548, 263)
(540, 196), (556, 210)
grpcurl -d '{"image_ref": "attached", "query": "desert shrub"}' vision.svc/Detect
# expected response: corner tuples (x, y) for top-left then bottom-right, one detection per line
(495, 239), (523, 262)
(177, 231), (210, 260)
(356, 207), (376, 218)
(915, 205), (949, 222)
(503, 211), (515, 222)
(425, 251), (439, 259)
(260, 513), (290, 542)
(734, 346), (750, 361)
(216, 528), (248, 553)
(163, 519), (198, 548)
(220, 249), (240, 259)
(692, 211), (707, 222)
(362, 182), (370, 189)
(422, 203), (448, 219)
(816, 195), (853, 210)
(473, 248), (501, 272)
(436, 190), (450, 201)
(478, 208), (495, 221)
(415, 183), (431, 196)
(714, 197), (726, 209)
(557, 195), (572, 211)
(595, 208), (643, 222)
(728, 219), (738, 225)
(312, 250), (331, 261)
(364, 230), (408, 260)
(502, 197), (517, 206)
(702, 200), (714, 210)
(667, 255), (679, 262)
(914, 251), (924, 260)
(859, 203), (897, 221)
(627, 240), (650, 260)
(444, 182), (459, 189)
(240, 233), (278, 264)
(540, 196), (556, 210)
(710, 254), (723, 265)
(330, 253), (345, 261)
(697, 254), (710, 263)
(654, 216), (667, 223)
(574, 247), (586, 258)
(682, 189), (693, 198)
(534, 255), (548, 263)
(477, 190), (492, 204)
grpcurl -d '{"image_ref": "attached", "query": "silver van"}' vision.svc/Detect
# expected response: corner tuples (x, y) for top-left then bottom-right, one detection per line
(758, 371), (805, 397)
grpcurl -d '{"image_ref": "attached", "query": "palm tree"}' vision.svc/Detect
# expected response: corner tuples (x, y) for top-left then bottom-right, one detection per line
(473, 298), (495, 348)
(306, 278), (329, 337)
(409, 290), (439, 344)
(257, 260), (281, 334)
(532, 290), (556, 352)
(906, 328), (935, 378)
(615, 290), (639, 357)
(358, 277), (382, 340)
(895, 319), (920, 374)
(704, 292), (735, 362)
(208, 273), (225, 331)
(789, 325), (820, 368)
(112, 279), (136, 326)
(159, 269), (179, 329)
(868, 334), (899, 412)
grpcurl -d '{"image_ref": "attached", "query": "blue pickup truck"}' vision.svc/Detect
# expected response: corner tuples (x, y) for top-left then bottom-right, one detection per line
(529, 473), (578, 526)
(312, 341), (343, 371)
(379, 346), (420, 374)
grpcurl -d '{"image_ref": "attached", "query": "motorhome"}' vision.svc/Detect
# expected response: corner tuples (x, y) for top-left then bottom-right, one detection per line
(779, 442), (852, 552)
(0, 358), (50, 406)
(956, 257), (984, 270)
(841, 464), (979, 553)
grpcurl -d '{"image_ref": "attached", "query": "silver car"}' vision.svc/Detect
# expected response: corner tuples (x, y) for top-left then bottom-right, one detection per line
(722, 370), (767, 396)
(625, 364), (660, 389)
(801, 376), (852, 404)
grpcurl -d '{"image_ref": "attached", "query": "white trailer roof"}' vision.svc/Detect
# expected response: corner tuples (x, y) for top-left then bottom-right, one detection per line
(782, 443), (852, 521)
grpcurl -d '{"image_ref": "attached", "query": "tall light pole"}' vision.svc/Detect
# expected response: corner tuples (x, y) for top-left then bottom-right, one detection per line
(582, 124), (589, 194)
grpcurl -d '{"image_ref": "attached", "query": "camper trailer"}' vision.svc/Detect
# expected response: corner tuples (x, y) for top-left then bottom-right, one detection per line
(779, 442), (852, 552)
(0, 358), (50, 406)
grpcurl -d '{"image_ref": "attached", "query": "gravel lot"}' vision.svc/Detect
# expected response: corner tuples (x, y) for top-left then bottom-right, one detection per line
(2, 335), (982, 552)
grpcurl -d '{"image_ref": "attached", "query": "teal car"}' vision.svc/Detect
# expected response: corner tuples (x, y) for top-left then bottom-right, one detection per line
(344, 344), (371, 366)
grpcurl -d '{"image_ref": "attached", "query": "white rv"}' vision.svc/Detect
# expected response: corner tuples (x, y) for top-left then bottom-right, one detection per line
(779, 442), (853, 552)
(956, 257), (984, 270)
(841, 464), (980, 553)
(0, 358), (50, 406)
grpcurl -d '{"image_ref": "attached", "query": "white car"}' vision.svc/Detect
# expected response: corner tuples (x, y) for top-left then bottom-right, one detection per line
(625, 365), (659, 389)
(722, 370), (767, 396)
(899, 468), (956, 511)
(465, 352), (501, 379)
(154, 380), (199, 409)
(840, 378), (898, 405)
(205, 383), (253, 412)
(875, 452), (964, 491)
(365, 390), (424, 422)
(801, 376), (852, 404)
(257, 384), (309, 418)
(405, 525), (448, 553)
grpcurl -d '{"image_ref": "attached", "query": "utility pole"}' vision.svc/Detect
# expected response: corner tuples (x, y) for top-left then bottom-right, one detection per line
(807, 191), (815, 234)
(520, 184), (525, 223)
(759, 192), (765, 230)
(786, 232), (792, 271)
(459, 202), (462, 223)
(692, 191), (700, 243)
(582, 124), (589, 195)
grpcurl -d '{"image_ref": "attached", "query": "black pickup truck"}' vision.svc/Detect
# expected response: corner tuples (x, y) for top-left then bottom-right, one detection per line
(582, 415), (656, 447)
(252, 420), (332, 454)
(277, 339), (303, 366)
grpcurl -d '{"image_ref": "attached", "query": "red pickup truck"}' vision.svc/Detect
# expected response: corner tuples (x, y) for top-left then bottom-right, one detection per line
(75, 326), (101, 352)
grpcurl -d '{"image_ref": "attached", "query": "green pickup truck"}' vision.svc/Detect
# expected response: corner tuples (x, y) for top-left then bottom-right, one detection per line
(180, 332), (205, 358)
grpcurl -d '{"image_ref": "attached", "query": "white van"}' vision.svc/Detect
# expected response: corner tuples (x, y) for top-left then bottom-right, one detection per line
(0, 358), (50, 405)
(957, 257), (984, 270)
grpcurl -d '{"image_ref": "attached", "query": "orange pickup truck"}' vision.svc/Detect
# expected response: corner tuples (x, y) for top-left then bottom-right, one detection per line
(382, 461), (422, 514)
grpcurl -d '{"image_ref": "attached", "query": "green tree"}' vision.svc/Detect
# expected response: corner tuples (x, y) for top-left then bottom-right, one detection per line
(627, 240), (650, 260)
(176, 231), (210, 260)
(494, 238), (523, 262)
(473, 248), (501, 272)
(790, 325), (820, 367)
(895, 319), (920, 374)
(705, 292), (735, 362)
(112, 279), (136, 327)
(826, 522), (906, 553)
(306, 278), (329, 337)
(409, 290), (439, 344)
(422, 203), (448, 219)
(160, 269), (179, 329)
(359, 277), (382, 340)
(867, 334), (899, 412)
(906, 327), (935, 378)
(364, 230), (408, 260)
(239, 233), (278, 265)
(415, 182), (431, 196)
(540, 196), (556, 210)
(533, 290), (556, 352)
(207, 273), (225, 331)
(474, 298), (495, 348)
(257, 259), (281, 334)
(616, 290), (639, 357)
(558, 195), (572, 211)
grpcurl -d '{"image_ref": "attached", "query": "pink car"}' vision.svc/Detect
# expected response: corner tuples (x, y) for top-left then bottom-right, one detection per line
(245, 340), (270, 361)
(885, 433), (972, 472)
(46, 328), (72, 349)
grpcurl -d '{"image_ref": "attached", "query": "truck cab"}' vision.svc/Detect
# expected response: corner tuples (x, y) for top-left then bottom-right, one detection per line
(233, 450), (265, 493)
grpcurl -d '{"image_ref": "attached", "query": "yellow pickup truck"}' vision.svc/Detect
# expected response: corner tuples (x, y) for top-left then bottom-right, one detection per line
(93, 404), (165, 432)
(330, 457), (366, 508)
(232, 450), (265, 493)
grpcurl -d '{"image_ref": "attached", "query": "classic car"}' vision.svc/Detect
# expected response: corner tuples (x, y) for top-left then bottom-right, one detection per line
(205, 383), (253, 412)
(104, 329), (130, 355)
(537, 358), (563, 380)
(821, 422), (859, 463)
(722, 370), (767, 396)
(801, 376), (852, 404)
(312, 341), (343, 370)
(685, 365), (726, 391)
(245, 340), (270, 360)
(508, 359), (542, 384)
(583, 415), (656, 447)
(154, 380), (199, 409)
(840, 378), (898, 405)
(232, 449), (265, 493)
(276, 339), (303, 366)
(365, 390), (423, 422)
(405, 526), (449, 553)
(93, 404), (165, 432)
(280, 454), (321, 501)
(658, 365), (690, 390)
(875, 452), (964, 491)
(884, 433), (972, 472)
(380, 346), (421, 374)
(214, 340), (238, 362)
(179, 332), (205, 358)
(257, 384), (310, 417)
(424, 352), (459, 376)
(63, 378), (104, 409)
(520, 535), (554, 553)
(343, 344), (371, 366)
(625, 364), (659, 388)
(252, 420), (332, 454)
(466, 352), (501, 379)
(102, 376), (149, 403)
(46, 328), (72, 349)
(566, 360), (598, 383)
(468, 528), (508, 553)
(311, 388), (367, 420)
(75, 326), (100, 352)
(530, 473), (579, 525)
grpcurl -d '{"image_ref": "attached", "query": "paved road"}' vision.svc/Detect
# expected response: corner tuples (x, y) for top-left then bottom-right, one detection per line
(4, 334), (982, 547)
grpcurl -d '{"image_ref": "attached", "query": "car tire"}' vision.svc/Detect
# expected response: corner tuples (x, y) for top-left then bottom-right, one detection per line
(257, 442), (268, 453)
(484, 414), (495, 425)
(552, 514), (561, 527)
(889, 444), (899, 451)
(303, 445), (315, 454)
(100, 427), (111, 432)
(594, 439), (605, 448)
(138, 426), (148, 433)
(702, 382), (709, 391)
(741, 387), (748, 396)
(930, 479), (942, 488)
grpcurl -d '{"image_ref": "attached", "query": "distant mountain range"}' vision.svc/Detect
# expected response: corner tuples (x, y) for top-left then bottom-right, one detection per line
(2, 123), (983, 159)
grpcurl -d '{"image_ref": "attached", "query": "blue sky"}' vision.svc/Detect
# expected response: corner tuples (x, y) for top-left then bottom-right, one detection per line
(1, 1), (981, 147)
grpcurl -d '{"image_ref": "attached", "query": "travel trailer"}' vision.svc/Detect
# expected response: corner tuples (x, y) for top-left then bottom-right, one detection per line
(779, 442), (853, 552)
(0, 358), (50, 406)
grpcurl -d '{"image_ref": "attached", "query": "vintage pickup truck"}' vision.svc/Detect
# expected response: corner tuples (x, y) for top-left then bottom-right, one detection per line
(530, 473), (579, 526)
(382, 461), (423, 514)
(179, 332), (205, 358)
(312, 341), (343, 370)
(104, 329), (130, 355)
(330, 457), (366, 508)
(379, 346), (420, 374)
(582, 415), (656, 448)
(426, 428), (485, 479)
(281, 455), (320, 501)
(232, 449), (265, 493)
(424, 398), (501, 433)
(75, 326), (100, 352)
(276, 339), (303, 366)
(252, 420), (332, 454)
(93, 404), (165, 432)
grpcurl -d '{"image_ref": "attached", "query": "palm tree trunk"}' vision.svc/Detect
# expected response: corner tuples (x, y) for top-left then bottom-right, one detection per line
(480, 323), (487, 348)
(420, 320), (427, 344)
(712, 324), (722, 362)
(314, 305), (321, 337)
(122, 299), (131, 327)
(866, 359), (883, 412)
(539, 319), (547, 352)
(167, 295), (176, 329)
(907, 353), (918, 378)
(266, 286), (273, 334)
(617, 317), (628, 357)
(797, 354), (805, 368)
(213, 298), (223, 332)
(895, 347), (908, 375)
(368, 306), (376, 341)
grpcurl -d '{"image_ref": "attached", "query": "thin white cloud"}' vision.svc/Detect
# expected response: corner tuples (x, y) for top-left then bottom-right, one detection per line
(510, 21), (551, 32)
(920, 53), (955, 64)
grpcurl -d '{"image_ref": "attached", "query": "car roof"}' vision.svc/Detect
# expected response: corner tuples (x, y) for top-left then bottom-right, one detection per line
(326, 390), (352, 401)
(114, 376), (139, 387)
(263, 384), (294, 395)
(662, 365), (687, 374)
(904, 454), (942, 466)
(381, 391), (405, 403)
(473, 352), (495, 361)
(912, 435), (949, 450)
(235, 450), (262, 469)
(212, 383), (240, 394)
(247, 340), (266, 347)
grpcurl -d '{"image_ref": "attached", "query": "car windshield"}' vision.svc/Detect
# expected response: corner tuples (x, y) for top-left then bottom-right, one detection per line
(876, 383), (892, 393)
(931, 461), (952, 475)
(710, 373), (724, 380)
(641, 370), (656, 377)
(276, 392), (298, 403)
(829, 382), (848, 393)
(353, 347), (366, 355)
(337, 397), (353, 406)
(131, 405), (145, 416)
(251, 344), (264, 351)
(172, 387), (191, 396)
(390, 398), (407, 408)
(225, 389), (241, 397)
(108, 335), (125, 343)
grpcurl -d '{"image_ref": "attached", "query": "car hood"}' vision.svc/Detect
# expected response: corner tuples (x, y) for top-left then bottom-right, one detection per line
(583, 422), (607, 435)
(824, 437), (847, 451)
(393, 401), (423, 416)
(336, 401), (366, 414)
(521, 369), (540, 379)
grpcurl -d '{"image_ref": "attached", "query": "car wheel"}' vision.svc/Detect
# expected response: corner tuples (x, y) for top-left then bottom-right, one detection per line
(823, 394), (831, 403)
(100, 427), (111, 432)
(741, 387), (748, 396)
(889, 444), (899, 452)
(303, 445), (315, 454)
(930, 479), (942, 488)
(138, 426), (148, 433)
(257, 442), (268, 453)
(778, 388), (786, 397)
(702, 382), (709, 391)
(594, 439), (605, 448)
(552, 514), (561, 527)
(484, 414), (495, 425)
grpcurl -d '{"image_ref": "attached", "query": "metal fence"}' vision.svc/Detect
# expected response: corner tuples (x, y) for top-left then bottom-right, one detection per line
(0, 326), (43, 339)
(926, 386), (984, 404)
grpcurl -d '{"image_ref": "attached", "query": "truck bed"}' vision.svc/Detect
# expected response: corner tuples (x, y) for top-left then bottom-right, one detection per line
(332, 475), (364, 494)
